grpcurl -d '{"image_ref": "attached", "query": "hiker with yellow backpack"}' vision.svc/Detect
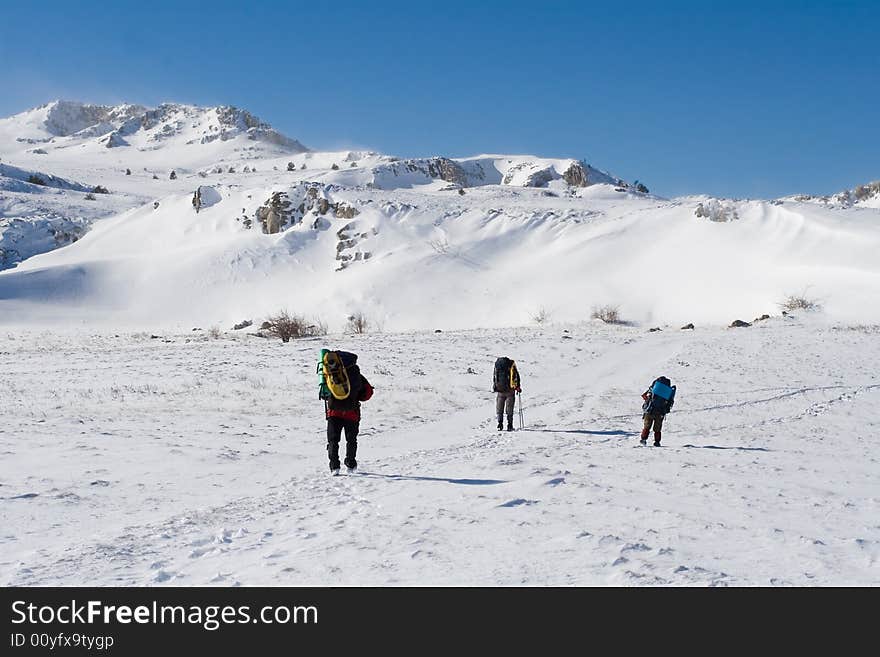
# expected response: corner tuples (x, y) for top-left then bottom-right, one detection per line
(318, 349), (374, 475)
(493, 357), (522, 431)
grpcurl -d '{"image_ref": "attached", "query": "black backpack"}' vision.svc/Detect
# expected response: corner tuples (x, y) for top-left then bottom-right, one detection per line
(493, 357), (519, 393)
(645, 376), (676, 415)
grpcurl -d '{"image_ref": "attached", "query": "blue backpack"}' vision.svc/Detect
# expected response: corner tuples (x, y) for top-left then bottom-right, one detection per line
(646, 377), (676, 415)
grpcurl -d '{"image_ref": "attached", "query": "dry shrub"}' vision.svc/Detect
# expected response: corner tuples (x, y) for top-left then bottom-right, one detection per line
(346, 312), (369, 334)
(591, 304), (621, 324)
(532, 307), (550, 325)
(266, 310), (327, 342)
(778, 294), (821, 313)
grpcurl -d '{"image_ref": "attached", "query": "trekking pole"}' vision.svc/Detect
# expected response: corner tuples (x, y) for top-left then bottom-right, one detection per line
(518, 391), (524, 429)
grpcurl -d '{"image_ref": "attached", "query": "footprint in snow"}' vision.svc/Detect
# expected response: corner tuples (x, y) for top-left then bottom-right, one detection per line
(621, 542), (652, 553)
(498, 498), (539, 508)
(153, 570), (175, 583)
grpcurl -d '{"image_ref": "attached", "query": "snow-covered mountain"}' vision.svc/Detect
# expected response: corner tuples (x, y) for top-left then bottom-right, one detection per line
(1, 99), (879, 329)
(0, 100), (308, 156)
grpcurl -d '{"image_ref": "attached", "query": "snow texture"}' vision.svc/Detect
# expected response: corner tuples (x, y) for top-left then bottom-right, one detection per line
(1, 319), (878, 586)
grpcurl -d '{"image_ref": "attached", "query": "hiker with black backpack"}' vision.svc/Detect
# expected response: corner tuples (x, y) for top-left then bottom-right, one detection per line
(493, 357), (521, 431)
(640, 376), (676, 446)
(318, 349), (374, 475)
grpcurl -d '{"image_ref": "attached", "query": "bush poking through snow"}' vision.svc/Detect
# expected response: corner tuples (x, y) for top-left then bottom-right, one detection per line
(91, 185), (109, 194)
(779, 294), (821, 313)
(531, 307), (550, 325)
(265, 311), (327, 342)
(591, 305), (621, 324)
(27, 174), (47, 186)
(331, 163), (340, 170)
(346, 312), (369, 334)
(208, 326), (222, 339)
(84, 193), (96, 201)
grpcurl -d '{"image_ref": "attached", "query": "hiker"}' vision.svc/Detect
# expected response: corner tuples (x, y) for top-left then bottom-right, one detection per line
(192, 187), (202, 213)
(319, 350), (374, 475)
(640, 376), (676, 446)
(493, 357), (521, 431)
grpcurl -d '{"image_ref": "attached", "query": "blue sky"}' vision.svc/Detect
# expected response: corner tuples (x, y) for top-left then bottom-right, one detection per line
(1, 0), (877, 198)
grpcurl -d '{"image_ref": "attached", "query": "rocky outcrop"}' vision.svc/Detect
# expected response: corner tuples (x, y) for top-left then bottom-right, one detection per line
(214, 106), (308, 151)
(524, 167), (556, 187)
(502, 162), (557, 187)
(790, 180), (880, 209)
(729, 319), (751, 328)
(335, 221), (376, 270)
(257, 192), (294, 234)
(372, 157), (470, 188)
(254, 184), (360, 234)
(42, 101), (146, 137)
(562, 161), (589, 187)
(426, 158), (469, 187)
(335, 202), (359, 219)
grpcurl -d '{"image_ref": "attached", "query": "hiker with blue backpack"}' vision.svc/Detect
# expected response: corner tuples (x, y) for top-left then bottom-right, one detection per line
(640, 376), (676, 446)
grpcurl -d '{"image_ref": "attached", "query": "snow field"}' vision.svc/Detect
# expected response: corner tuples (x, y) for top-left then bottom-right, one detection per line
(1, 318), (877, 585)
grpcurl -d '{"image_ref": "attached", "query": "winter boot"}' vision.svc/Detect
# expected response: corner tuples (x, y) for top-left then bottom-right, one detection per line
(653, 431), (661, 447)
(497, 414), (504, 431)
(640, 427), (649, 445)
(328, 442), (341, 473)
(506, 415), (514, 432)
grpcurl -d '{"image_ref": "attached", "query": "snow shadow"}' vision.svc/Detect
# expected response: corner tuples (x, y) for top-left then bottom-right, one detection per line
(358, 472), (507, 485)
(681, 444), (771, 452)
(524, 428), (638, 437)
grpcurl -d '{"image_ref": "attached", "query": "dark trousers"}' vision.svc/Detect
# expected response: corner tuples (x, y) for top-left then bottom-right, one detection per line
(641, 413), (664, 443)
(327, 417), (359, 470)
(495, 392), (516, 426)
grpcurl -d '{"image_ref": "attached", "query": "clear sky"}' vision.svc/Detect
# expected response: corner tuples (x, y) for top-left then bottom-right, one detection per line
(1, 0), (877, 198)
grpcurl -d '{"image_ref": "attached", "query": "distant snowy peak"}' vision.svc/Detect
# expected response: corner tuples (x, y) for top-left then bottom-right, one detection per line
(1, 100), (308, 154)
(785, 180), (880, 209)
(43, 100), (147, 137)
